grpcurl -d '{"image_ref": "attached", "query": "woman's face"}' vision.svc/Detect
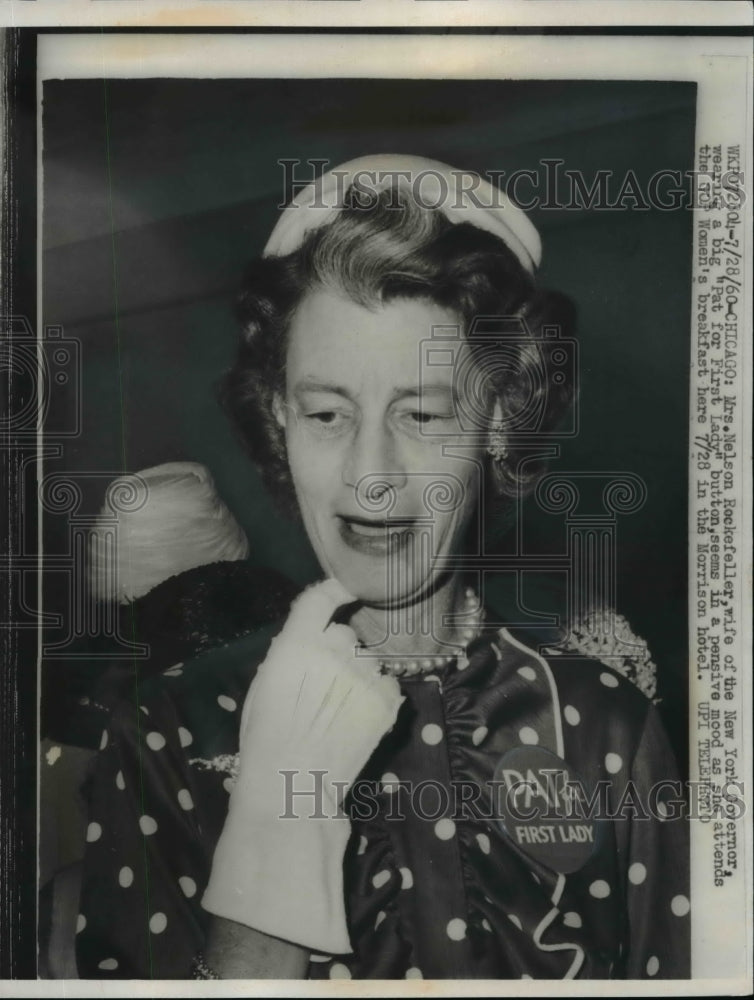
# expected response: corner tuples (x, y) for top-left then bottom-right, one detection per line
(276, 287), (487, 606)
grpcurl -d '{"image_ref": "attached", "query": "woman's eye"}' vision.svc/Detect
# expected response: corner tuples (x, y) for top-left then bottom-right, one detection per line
(303, 410), (350, 435)
(404, 410), (454, 426)
(393, 408), (459, 440)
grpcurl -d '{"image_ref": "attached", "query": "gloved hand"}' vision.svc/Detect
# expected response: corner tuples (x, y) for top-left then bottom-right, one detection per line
(202, 579), (404, 954)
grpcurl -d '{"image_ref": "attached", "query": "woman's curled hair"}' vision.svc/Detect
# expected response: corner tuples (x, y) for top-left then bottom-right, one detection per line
(221, 186), (576, 517)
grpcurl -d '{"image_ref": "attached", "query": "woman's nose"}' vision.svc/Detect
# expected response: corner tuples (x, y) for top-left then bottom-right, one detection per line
(342, 421), (407, 500)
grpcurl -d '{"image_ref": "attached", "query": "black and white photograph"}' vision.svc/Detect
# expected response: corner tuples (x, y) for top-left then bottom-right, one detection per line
(1, 4), (752, 993)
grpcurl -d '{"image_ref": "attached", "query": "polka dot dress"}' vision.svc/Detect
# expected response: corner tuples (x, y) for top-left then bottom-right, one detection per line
(76, 628), (690, 979)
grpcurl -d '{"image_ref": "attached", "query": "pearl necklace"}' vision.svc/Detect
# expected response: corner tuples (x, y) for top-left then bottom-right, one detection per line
(376, 587), (484, 677)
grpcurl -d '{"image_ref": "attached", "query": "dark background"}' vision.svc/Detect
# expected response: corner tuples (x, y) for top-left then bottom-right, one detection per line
(40, 77), (695, 764)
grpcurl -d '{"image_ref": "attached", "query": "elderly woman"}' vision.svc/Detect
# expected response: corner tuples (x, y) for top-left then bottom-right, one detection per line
(76, 156), (689, 980)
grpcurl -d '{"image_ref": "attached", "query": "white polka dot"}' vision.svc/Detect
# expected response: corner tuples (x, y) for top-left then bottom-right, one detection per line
(671, 894), (690, 917)
(178, 727), (193, 748)
(309, 954), (332, 963)
(600, 671), (619, 688)
(405, 967), (423, 979)
(482, 918), (492, 932)
(115, 770), (125, 791)
(517, 666), (537, 682)
(98, 958), (118, 971)
(508, 913), (522, 930)
(421, 723), (443, 746)
(149, 912), (167, 934)
(424, 674), (441, 685)
(222, 777), (235, 794)
(86, 822), (102, 843)
(589, 879), (611, 899)
(217, 694), (237, 712)
(657, 800), (670, 820)
(446, 918), (467, 941)
(330, 962), (351, 979)
(375, 910), (386, 929)
(164, 663), (183, 676)
(76, 914), (86, 934)
(139, 815), (158, 836)
(521, 974), (533, 980)
(372, 869), (391, 890)
(564, 704), (581, 726)
(628, 862), (647, 885)
(456, 655), (469, 671)
(472, 726), (488, 746)
(476, 833), (491, 855)
(646, 955), (660, 976)
(435, 818), (456, 840)
(605, 752), (623, 774)
(177, 788), (194, 811)
(99, 730), (108, 750)
(140, 705), (149, 716)
(179, 876), (197, 898)
(146, 731), (166, 751)
(400, 867), (414, 889)
(118, 866), (133, 888)
(563, 911), (582, 928)
(381, 772), (401, 793)
(357, 835), (368, 856)
(519, 726), (539, 745)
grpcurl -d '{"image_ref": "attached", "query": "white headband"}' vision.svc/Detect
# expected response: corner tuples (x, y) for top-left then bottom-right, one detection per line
(263, 153), (542, 275)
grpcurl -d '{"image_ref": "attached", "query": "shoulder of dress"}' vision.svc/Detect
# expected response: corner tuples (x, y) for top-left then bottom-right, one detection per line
(497, 615), (658, 703)
(493, 627), (652, 721)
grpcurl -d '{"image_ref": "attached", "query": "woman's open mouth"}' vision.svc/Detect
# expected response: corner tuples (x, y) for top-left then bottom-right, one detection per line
(337, 515), (415, 556)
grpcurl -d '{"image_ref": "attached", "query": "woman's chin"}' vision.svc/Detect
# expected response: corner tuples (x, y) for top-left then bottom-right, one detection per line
(327, 569), (433, 609)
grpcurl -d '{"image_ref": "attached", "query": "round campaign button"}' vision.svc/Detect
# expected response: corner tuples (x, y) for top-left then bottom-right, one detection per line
(493, 746), (602, 874)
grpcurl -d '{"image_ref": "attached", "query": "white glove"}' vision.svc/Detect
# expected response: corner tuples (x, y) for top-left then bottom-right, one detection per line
(202, 579), (404, 954)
